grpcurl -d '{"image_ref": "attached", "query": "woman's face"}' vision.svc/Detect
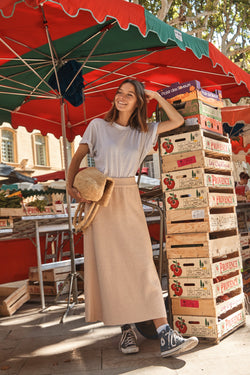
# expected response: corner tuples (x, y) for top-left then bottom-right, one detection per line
(114, 82), (138, 114)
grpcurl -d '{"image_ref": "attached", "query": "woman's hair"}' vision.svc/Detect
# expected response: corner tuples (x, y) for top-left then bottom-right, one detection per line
(104, 79), (148, 132)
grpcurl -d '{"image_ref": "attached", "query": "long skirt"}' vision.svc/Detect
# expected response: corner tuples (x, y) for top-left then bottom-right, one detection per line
(84, 177), (166, 325)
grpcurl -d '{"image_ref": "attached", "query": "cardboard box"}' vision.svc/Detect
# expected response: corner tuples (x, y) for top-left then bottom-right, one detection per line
(158, 80), (223, 108)
(166, 207), (238, 234)
(162, 169), (234, 191)
(168, 256), (242, 279)
(165, 187), (237, 210)
(159, 99), (223, 134)
(172, 99), (222, 120)
(173, 308), (245, 339)
(160, 129), (231, 156)
(161, 150), (233, 173)
(0, 282), (30, 316)
(169, 274), (242, 299)
(166, 232), (241, 259)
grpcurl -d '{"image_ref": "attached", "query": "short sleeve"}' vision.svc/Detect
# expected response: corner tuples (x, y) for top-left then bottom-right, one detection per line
(80, 119), (97, 157)
(142, 122), (159, 154)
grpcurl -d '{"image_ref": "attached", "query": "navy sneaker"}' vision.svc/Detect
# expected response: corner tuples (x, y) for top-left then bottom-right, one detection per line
(119, 324), (139, 354)
(159, 327), (198, 357)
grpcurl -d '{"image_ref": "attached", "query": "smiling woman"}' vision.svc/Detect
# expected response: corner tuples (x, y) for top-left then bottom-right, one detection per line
(66, 78), (198, 357)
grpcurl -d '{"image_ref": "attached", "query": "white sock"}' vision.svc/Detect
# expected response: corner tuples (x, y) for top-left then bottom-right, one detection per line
(157, 324), (170, 335)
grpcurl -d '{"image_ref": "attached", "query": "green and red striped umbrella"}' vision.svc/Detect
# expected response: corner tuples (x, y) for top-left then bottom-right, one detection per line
(1, 0), (250, 141)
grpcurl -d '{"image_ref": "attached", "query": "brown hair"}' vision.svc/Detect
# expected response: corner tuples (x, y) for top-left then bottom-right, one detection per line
(104, 79), (148, 132)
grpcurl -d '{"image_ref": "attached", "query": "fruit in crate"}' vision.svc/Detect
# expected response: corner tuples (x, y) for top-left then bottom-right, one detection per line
(0, 191), (22, 208)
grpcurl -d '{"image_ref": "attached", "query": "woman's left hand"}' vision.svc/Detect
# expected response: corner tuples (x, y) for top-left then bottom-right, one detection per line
(144, 89), (160, 103)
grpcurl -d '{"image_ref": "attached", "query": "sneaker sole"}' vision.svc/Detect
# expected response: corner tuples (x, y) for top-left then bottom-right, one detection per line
(120, 347), (139, 354)
(161, 337), (199, 358)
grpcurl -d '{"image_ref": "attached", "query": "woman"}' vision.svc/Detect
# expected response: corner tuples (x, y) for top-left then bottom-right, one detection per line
(67, 79), (198, 357)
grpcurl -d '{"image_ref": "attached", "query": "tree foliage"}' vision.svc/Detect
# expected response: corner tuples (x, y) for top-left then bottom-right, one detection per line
(129, 0), (249, 72)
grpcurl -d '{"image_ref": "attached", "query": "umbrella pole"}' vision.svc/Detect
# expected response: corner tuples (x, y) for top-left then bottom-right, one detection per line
(58, 99), (82, 322)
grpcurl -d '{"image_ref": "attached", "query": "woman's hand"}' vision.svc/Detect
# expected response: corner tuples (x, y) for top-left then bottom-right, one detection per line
(144, 89), (160, 103)
(67, 186), (91, 204)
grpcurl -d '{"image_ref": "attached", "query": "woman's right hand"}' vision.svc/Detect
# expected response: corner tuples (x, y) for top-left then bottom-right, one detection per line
(67, 186), (91, 204)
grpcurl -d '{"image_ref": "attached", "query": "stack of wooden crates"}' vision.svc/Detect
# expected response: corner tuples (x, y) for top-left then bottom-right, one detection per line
(158, 80), (246, 343)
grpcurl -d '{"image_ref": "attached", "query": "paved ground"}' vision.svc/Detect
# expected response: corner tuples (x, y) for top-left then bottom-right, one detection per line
(0, 297), (250, 375)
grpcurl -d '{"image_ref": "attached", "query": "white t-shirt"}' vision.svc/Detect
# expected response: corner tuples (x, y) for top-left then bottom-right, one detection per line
(80, 118), (159, 178)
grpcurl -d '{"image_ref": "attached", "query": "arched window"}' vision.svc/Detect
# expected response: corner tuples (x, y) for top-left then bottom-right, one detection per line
(34, 134), (47, 166)
(1, 129), (15, 163)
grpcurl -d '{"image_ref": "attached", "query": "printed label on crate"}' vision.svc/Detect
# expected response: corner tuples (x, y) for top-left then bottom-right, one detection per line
(218, 309), (245, 337)
(204, 157), (232, 171)
(213, 257), (241, 277)
(177, 156), (197, 168)
(165, 188), (208, 210)
(170, 278), (213, 298)
(180, 299), (200, 308)
(209, 213), (238, 232)
(162, 169), (203, 190)
(214, 275), (242, 297)
(161, 131), (203, 155)
(158, 80), (223, 107)
(204, 138), (231, 154)
(25, 206), (56, 215)
(173, 315), (218, 338)
(169, 258), (212, 278)
(192, 209), (205, 219)
(205, 174), (234, 188)
(209, 193), (237, 207)
(169, 257), (241, 278)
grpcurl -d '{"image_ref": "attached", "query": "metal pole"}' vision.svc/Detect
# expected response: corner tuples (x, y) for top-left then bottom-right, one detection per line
(60, 99), (78, 303)
(35, 220), (45, 310)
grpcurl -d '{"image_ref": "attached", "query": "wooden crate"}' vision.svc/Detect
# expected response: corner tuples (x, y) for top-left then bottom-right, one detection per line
(165, 187), (236, 210)
(161, 149), (233, 173)
(168, 256), (241, 279)
(0, 207), (25, 216)
(169, 273), (242, 299)
(0, 217), (13, 228)
(171, 292), (244, 317)
(0, 282), (30, 316)
(173, 308), (245, 340)
(160, 129), (231, 156)
(29, 265), (71, 282)
(166, 232), (241, 258)
(162, 169), (234, 191)
(28, 280), (70, 296)
(166, 207), (238, 234)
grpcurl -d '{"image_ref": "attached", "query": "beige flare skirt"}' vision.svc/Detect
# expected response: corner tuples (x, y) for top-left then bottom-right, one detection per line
(84, 177), (166, 325)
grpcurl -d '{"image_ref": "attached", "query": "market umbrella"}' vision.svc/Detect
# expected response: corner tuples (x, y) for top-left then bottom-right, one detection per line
(1, 0), (250, 142)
